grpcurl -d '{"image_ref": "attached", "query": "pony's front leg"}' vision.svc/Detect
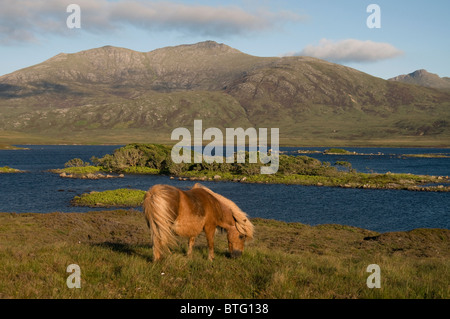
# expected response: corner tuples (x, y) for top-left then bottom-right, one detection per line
(204, 226), (216, 261)
(187, 237), (196, 257)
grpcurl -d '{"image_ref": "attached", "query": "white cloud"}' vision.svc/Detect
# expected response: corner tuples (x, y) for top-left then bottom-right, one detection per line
(0, 0), (306, 44)
(294, 38), (403, 63)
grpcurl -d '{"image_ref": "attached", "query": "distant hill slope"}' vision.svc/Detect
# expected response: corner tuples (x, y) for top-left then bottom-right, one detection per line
(1, 41), (449, 146)
(389, 69), (450, 90)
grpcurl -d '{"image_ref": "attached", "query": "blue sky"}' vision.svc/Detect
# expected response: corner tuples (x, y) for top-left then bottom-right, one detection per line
(1, 0), (449, 79)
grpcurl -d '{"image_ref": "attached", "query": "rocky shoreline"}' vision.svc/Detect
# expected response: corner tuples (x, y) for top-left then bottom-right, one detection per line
(58, 171), (124, 179)
(171, 173), (450, 192)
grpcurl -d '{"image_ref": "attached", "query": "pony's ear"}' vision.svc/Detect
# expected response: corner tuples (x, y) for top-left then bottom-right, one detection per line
(192, 183), (204, 189)
(233, 216), (254, 240)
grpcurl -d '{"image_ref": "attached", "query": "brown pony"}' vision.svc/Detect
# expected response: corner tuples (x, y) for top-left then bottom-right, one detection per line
(143, 183), (254, 261)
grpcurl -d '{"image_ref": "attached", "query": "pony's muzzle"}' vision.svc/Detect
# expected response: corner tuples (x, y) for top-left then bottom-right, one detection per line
(230, 250), (242, 258)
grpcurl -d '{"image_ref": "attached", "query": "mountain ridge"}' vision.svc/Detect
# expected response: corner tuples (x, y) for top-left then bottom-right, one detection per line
(1, 41), (449, 146)
(1, 41), (278, 94)
(389, 69), (450, 90)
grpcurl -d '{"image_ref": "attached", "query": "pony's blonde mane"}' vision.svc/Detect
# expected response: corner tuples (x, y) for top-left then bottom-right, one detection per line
(193, 183), (254, 239)
(143, 184), (179, 255)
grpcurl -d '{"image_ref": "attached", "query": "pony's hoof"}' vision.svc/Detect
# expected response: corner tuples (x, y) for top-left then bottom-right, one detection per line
(230, 250), (242, 258)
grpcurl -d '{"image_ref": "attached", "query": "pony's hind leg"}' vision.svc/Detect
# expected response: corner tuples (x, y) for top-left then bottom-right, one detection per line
(187, 237), (196, 257)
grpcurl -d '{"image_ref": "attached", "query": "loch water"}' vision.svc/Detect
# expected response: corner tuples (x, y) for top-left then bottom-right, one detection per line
(0, 145), (449, 233)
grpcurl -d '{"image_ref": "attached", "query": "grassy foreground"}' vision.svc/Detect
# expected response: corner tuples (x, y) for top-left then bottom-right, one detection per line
(0, 210), (448, 299)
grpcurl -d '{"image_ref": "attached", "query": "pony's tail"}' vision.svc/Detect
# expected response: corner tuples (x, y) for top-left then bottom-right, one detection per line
(143, 185), (179, 260)
(193, 183), (254, 240)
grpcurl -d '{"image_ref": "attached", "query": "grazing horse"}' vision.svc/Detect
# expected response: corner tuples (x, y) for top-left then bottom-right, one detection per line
(143, 183), (254, 261)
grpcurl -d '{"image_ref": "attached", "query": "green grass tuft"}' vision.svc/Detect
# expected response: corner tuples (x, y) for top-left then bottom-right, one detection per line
(0, 166), (25, 173)
(72, 189), (146, 207)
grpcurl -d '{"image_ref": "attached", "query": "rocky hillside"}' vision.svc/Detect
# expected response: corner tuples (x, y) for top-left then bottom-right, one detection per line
(1, 41), (449, 145)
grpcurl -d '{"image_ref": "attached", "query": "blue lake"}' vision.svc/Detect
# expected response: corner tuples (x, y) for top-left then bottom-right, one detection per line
(0, 145), (449, 233)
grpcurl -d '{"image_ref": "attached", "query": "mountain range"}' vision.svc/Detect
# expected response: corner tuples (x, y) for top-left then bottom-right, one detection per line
(0, 41), (449, 146)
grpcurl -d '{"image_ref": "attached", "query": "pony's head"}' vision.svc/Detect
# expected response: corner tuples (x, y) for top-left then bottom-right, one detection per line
(193, 183), (254, 258)
(226, 225), (249, 258)
(223, 207), (254, 258)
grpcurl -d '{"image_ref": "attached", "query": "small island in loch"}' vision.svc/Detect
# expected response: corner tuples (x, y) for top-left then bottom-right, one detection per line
(48, 143), (450, 208)
(0, 166), (25, 173)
